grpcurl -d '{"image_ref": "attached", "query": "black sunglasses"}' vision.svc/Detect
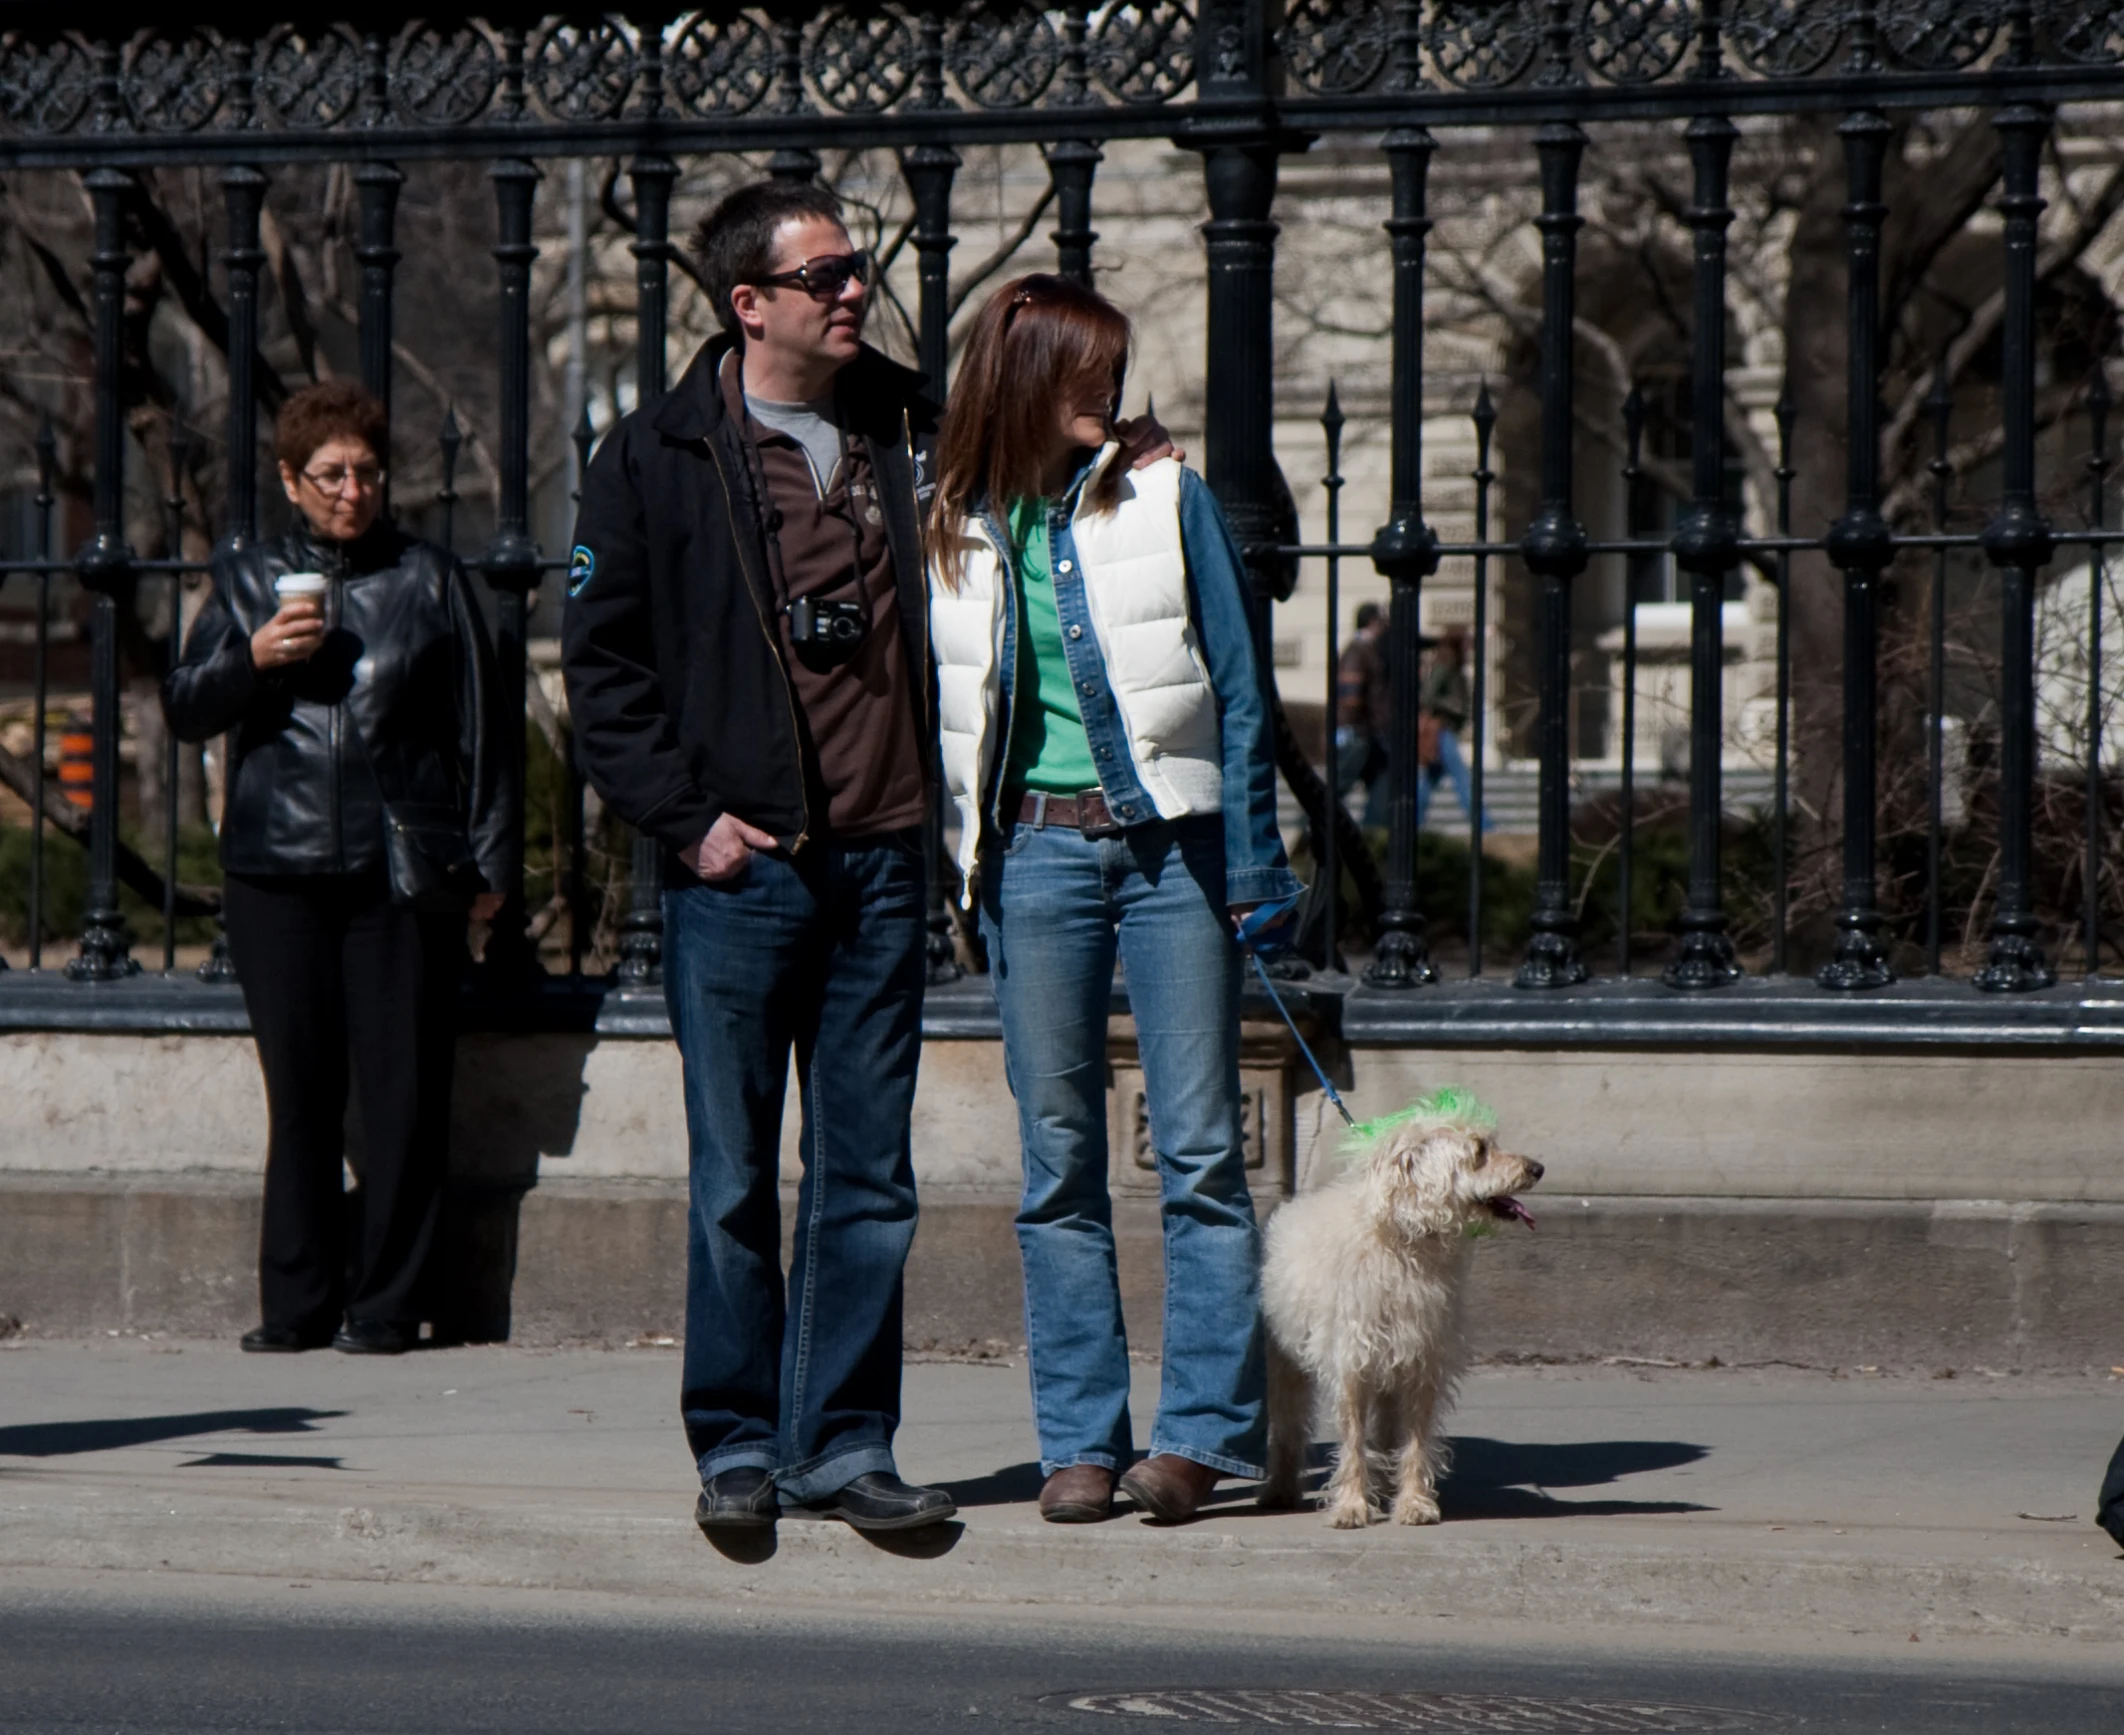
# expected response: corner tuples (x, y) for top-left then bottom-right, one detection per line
(750, 251), (873, 299)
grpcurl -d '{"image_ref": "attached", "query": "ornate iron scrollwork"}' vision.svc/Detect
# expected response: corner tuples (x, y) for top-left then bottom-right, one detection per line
(1880, 0), (1997, 71)
(2047, 0), (2124, 65)
(1726, 0), (1843, 77)
(124, 30), (225, 132)
(668, 11), (776, 115)
(948, 1), (1061, 109)
(389, 20), (500, 126)
(1280, 0), (1390, 96)
(1426, 0), (1541, 91)
(1579, 0), (1690, 86)
(0, 32), (92, 135)
(258, 25), (363, 130)
(1090, 0), (1195, 103)
(534, 18), (638, 122)
(808, 4), (915, 114)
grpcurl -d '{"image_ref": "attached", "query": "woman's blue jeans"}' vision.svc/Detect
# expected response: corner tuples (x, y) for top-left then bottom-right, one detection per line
(979, 814), (1266, 1479)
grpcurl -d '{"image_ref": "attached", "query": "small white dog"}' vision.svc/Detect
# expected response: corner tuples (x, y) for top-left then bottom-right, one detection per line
(1258, 1089), (1542, 1528)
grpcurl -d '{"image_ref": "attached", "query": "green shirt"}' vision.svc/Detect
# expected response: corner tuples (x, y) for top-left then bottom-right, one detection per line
(1002, 498), (1098, 794)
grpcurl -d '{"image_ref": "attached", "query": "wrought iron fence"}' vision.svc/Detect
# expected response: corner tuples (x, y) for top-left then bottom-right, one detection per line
(1, 2), (2122, 1015)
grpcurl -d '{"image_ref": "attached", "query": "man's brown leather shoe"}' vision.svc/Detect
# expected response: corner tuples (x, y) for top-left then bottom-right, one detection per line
(1039, 1464), (1115, 1523)
(1117, 1454), (1220, 1522)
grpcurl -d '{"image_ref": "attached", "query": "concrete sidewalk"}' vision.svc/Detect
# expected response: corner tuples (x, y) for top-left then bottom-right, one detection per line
(2, 1337), (2121, 1643)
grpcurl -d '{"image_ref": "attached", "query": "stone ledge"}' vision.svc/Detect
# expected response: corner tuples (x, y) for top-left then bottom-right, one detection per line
(5, 1175), (2119, 1372)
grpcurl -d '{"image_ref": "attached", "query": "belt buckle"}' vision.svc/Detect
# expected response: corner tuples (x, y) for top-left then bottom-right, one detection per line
(1080, 792), (1124, 840)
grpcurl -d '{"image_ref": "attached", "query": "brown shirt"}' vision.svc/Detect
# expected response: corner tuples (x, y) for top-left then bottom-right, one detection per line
(720, 353), (928, 841)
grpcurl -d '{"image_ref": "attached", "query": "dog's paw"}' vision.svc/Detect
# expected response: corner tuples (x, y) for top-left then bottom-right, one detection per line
(1326, 1496), (1375, 1530)
(1390, 1494), (1442, 1527)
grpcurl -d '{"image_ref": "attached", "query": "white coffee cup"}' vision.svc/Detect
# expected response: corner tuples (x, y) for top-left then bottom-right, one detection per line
(273, 572), (329, 609)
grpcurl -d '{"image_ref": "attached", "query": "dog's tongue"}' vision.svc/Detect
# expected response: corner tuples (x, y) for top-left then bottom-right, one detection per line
(1489, 1196), (1537, 1230)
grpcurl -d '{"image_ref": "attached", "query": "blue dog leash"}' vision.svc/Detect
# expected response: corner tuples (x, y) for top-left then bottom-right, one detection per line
(1233, 901), (1355, 1130)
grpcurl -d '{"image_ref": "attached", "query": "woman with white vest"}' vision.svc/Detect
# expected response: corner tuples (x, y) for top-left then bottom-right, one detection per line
(928, 275), (1299, 1525)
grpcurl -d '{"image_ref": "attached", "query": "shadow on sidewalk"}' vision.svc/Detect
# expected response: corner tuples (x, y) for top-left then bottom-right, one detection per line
(699, 1519), (968, 1565)
(938, 1462), (1046, 1509)
(0, 1408), (348, 1459)
(1441, 1436), (1712, 1518)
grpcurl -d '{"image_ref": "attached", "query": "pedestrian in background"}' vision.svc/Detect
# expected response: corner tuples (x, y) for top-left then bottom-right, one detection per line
(1335, 600), (1389, 824)
(1415, 625), (1493, 833)
(164, 380), (512, 1357)
(928, 274), (1299, 1526)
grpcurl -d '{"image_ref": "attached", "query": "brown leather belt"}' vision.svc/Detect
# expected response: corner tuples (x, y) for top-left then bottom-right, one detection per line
(1014, 788), (1126, 838)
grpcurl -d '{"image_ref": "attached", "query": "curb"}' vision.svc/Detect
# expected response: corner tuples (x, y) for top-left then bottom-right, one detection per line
(6, 1487), (2119, 1642)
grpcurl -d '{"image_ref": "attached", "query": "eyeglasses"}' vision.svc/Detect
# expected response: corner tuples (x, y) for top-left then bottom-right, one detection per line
(749, 251), (872, 299)
(300, 463), (386, 495)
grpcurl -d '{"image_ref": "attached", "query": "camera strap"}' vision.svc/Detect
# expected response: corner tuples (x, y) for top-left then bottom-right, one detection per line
(737, 389), (871, 618)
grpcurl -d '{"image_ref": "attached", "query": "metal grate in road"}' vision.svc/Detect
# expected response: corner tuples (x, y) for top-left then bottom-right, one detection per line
(1060, 1689), (1785, 1731)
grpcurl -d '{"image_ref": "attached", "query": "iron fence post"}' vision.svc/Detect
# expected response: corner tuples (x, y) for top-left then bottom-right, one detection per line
(1046, 139), (1102, 287)
(1666, 112), (1742, 989)
(1925, 359), (1952, 978)
(1468, 384), (1497, 977)
(67, 166), (139, 982)
(616, 152), (676, 990)
(29, 416), (56, 971)
(1186, 0), (1300, 758)
(1516, 122), (1591, 990)
(1320, 383), (1344, 973)
(1976, 101), (2057, 992)
(902, 139), (967, 986)
(1818, 109), (1895, 991)
(481, 156), (544, 979)
(1366, 125), (1440, 988)
(1619, 385), (1643, 979)
(221, 166), (267, 548)
(198, 163), (269, 984)
(355, 161), (405, 468)
(2085, 369), (2112, 978)
(1771, 387), (1794, 974)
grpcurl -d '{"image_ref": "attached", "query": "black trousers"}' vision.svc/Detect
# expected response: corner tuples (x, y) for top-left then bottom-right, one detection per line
(223, 872), (465, 1334)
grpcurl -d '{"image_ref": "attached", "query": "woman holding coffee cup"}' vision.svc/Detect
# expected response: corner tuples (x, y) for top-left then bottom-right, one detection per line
(165, 380), (515, 1356)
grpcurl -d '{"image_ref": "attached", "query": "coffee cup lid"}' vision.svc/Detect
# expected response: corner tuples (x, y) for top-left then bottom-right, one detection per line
(274, 571), (328, 593)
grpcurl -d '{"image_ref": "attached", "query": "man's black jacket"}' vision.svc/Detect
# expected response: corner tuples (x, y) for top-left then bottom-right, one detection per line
(561, 336), (936, 858)
(162, 522), (515, 892)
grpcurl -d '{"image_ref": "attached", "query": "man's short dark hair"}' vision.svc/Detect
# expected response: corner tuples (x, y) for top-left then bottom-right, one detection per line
(693, 180), (846, 335)
(1354, 601), (1383, 631)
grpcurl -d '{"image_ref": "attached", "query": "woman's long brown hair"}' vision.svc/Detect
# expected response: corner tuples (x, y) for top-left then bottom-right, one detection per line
(926, 273), (1132, 590)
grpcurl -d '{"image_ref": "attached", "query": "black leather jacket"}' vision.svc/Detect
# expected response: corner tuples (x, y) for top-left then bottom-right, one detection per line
(163, 522), (515, 892)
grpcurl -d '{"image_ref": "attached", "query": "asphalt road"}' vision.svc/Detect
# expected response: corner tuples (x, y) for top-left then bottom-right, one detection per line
(1, 1571), (2119, 1735)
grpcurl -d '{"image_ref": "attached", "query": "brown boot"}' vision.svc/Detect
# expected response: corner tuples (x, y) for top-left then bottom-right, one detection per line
(1039, 1464), (1115, 1523)
(1118, 1454), (1220, 1523)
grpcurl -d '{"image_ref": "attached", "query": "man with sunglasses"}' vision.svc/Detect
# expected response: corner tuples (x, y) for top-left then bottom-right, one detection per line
(565, 180), (1171, 1537)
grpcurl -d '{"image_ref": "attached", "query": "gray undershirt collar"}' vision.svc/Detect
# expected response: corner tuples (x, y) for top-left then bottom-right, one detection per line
(744, 390), (843, 496)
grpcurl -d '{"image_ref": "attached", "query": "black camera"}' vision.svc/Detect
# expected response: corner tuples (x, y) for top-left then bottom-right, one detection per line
(786, 595), (869, 668)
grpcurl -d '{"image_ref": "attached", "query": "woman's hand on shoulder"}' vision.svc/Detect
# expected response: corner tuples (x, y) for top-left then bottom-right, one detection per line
(1114, 413), (1184, 471)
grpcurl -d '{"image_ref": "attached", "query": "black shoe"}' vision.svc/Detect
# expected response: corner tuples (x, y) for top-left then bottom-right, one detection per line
(240, 1323), (328, 1354)
(695, 1466), (779, 1533)
(799, 1472), (956, 1533)
(332, 1320), (411, 1355)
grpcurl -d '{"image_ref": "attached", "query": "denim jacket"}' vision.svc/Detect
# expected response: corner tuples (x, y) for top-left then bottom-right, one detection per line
(977, 462), (1299, 909)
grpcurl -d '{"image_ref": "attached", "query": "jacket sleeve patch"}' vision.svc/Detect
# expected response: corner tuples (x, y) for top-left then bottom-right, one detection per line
(568, 545), (596, 597)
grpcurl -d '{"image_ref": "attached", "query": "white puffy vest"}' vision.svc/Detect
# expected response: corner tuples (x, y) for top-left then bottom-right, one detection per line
(930, 450), (1222, 893)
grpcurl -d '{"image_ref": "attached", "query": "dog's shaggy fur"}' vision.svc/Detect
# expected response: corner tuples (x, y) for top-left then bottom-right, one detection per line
(1258, 1089), (1543, 1527)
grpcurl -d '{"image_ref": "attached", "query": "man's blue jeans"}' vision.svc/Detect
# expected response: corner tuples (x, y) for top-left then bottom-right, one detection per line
(979, 815), (1266, 1479)
(661, 833), (925, 1502)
